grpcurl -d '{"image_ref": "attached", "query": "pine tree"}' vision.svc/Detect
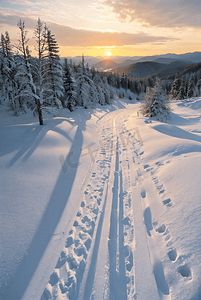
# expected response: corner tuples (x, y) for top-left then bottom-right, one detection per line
(102, 77), (110, 104)
(76, 74), (90, 108)
(93, 73), (105, 105)
(176, 75), (186, 100)
(108, 74), (116, 87)
(14, 19), (35, 113)
(0, 32), (18, 114)
(63, 59), (76, 111)
(169, 74), (181, 100)
(32, 18), (47, 125)
(141, 78), (170, 122)
(196, 78), (201, 96)
(43, 29), (64, 108)
(187, 74), (195, 98)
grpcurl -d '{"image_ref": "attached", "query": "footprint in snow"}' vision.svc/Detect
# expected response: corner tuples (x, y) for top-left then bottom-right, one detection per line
(74, 241), (87, 257)
(178, 263), (192, 278)
(167, 249), (177, 262)
(49, 270), (60, 286)
(81, 216), (91, 224)
(155, 161), (162, 166)
(156, 224), (166, 234)
(66, 236), (74, 248)
(81, 201), (85, 208)
(162, 198), (172, 206)
(77, 210), (82, 217)
(141, 189), (146, 199)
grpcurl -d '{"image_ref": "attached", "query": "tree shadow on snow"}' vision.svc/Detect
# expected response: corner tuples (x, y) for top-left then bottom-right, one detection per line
(168, 112), (201, 126)
(2, 110), (92, 300)
(4, 110), (91, 167)
(153, 124), (201, 144)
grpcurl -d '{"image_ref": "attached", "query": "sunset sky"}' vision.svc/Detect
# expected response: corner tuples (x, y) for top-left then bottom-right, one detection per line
(0, 0), (201, 57)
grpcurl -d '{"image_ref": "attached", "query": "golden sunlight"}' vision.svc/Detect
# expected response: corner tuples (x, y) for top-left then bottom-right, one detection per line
(105, 51), (112, 56)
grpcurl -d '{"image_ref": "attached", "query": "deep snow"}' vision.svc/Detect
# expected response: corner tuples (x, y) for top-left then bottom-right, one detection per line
(1, 97), (201, 299)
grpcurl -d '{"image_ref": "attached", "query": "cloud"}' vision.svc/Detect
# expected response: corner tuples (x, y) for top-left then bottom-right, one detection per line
(0, 13), (36, 29)
(0, 13), (176, 47)
(47, 22), (176, 47)
(101, 0), (201, 28)
(7, 0), (49, 8)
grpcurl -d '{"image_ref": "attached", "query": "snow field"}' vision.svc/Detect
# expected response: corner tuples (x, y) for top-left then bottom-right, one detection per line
(41, 108), (161, 300)
(1, 98), (201, 299)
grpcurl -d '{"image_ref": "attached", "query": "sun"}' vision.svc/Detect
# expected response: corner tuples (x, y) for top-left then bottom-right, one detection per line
(105, 51), (112, 57)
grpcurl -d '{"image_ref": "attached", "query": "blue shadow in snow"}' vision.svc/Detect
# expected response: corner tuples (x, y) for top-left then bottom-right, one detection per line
(2, 126), (83, 300)
(153, 124), (201, 143)
(144, 207), (153, 237)
(6, 118), (75, 167)
(153, 260), (169, 296)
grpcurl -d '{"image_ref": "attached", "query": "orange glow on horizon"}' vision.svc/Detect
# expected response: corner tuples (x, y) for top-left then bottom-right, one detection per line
(105, 51), (112, 56)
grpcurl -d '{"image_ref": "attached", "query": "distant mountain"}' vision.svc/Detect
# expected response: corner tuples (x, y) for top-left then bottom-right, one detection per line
(162, 62), (201, 81)
(94, 59), (119, 70)
(112, 60), (194, 79)
(153, 58), (193, 65)
(118, 59), (137, 67)
(62, 51), (201, 69)
(61, 56), (102, 67)
(170, 52), (201, 63)
(113, 61), (168, 78)
(134, 52), (201, 64)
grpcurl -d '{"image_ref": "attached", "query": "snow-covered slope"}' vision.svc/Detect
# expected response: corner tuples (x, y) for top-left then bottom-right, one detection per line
(1, 97), (201, 300)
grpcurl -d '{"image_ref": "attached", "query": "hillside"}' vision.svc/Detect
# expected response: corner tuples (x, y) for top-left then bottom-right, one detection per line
(94, 59), (119, 70)
(141, 61), (201, 83)
(112, 60), (193, 79)
(113, 61), (167, 78)
(63, 51), (201, 69)
(140, 61), (194, 81)
(164, 62), (201, 80)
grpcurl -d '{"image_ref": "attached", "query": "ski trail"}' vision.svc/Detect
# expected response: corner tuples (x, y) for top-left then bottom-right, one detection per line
(39, 108), (170, 300)
(126, 112), (171, 300)
(40, 111), (122, 300)
(87, 111), (126, 300)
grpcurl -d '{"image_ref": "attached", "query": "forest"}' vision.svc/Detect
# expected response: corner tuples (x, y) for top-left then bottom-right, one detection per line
(0, 18), (201, 125)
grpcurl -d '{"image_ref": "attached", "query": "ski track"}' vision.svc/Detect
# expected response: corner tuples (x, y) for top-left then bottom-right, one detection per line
(38, 109), (191, 300)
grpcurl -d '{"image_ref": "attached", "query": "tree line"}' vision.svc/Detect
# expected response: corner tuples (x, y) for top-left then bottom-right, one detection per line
(0, 18), (129, 125)
(1, 18), (200, 126)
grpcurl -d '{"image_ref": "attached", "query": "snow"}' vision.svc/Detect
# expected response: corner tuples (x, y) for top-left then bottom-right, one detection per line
(1, 97), (201, 300)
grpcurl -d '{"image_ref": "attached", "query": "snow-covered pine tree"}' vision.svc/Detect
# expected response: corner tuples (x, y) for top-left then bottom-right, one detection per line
(115, 75), (121, 89)
(75, 66), (96, 108)
(30, 18), (62, 124)
(76, 74), (90, 108)
(14, 19), (36, 113)
(176, 75), (186, 100)
(43, 29), (64, 108)
(30, 18), (48, 125)
(107, 74), (116, 87)
(141, 78), (170, 122)
(187, 73), (196, 98)
(169, 74), (181, 100)
(62, 58), (76, 111)
(195, 78), (201, 96)
(93, 73), (106, 105)
(102, 77), (110, 104)
(0, 32), (18, 114)
(89, 82), (99, 105)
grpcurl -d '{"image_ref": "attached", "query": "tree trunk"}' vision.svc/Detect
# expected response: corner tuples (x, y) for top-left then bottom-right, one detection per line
(37, 100), (43, 125)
